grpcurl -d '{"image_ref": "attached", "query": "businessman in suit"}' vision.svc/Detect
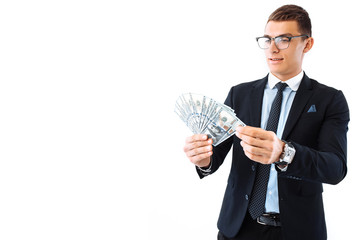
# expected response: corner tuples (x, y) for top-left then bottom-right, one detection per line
(183, 5), (349, 240)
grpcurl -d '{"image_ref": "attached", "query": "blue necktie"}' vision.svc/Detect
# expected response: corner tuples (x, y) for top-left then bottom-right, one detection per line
(248, 82), (287, 219)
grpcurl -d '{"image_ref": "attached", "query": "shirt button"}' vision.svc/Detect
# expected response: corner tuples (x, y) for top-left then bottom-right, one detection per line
(251, 165), (256, 171)
(245, 194), (249, 200)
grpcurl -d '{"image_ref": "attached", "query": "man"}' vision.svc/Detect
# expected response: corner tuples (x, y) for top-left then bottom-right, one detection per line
(183, 5), (349, 240)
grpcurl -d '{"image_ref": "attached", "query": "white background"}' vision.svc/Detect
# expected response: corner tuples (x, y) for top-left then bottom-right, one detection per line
(0, 0), (359, 239)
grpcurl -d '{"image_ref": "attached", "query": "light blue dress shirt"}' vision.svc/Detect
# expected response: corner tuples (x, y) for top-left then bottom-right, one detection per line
(262, 71), (303, 213)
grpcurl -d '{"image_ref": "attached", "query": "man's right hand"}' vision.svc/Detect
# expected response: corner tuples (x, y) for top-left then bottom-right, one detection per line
(183, 134), (213, 168)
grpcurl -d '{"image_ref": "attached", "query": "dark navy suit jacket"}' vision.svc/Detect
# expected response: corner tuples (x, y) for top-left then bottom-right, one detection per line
(197, 74), (349, 239)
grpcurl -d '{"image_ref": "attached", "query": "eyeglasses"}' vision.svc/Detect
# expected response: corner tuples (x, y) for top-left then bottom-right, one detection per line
(256, 35), (309, 50)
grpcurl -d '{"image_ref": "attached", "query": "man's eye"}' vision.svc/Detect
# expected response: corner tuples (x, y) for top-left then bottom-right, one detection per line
(277, 37), (290, 43)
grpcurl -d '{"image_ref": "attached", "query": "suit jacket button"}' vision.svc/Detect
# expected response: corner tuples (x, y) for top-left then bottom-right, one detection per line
(245, 194), (249, 200)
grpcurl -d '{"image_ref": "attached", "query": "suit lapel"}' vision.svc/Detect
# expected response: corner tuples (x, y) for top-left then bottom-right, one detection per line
(249, 76), (267, 127)
(282, 73), (314, 140)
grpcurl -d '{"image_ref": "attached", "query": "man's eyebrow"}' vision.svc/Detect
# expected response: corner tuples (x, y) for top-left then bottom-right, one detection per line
(263, 33), (294, 38)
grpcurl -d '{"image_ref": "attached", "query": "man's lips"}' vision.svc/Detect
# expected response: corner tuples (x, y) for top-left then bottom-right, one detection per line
(268, 57), (284, 65)
(269, 57), (284, 61)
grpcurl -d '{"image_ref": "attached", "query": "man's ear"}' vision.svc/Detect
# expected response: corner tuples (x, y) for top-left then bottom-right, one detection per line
(303, 37), (314, 53)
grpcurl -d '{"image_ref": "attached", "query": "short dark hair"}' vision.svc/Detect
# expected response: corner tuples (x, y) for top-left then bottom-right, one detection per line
(268, 5), (312, 37)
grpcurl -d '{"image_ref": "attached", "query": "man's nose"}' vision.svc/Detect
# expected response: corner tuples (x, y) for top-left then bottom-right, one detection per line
(269, 39), (280, 53)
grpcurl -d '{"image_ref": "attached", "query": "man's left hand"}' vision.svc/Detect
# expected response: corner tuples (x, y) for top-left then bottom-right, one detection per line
(235, 126), (285, 164)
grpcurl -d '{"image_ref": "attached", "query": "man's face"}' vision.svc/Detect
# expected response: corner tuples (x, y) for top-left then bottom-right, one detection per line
(264, 20), (312, 81)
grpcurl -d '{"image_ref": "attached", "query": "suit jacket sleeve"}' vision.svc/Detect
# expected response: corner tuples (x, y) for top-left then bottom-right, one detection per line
(280, 89), (349, 185)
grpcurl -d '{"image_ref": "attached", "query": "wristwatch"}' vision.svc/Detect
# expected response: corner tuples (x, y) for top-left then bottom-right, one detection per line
(275, 141), (296, 171)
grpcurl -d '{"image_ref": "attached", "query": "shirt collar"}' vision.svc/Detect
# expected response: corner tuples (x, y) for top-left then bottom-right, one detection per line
(268, 71), (304, 91)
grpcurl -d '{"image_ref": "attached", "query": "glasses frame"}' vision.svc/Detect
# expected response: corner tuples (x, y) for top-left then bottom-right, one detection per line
(256, 34), (309, 50)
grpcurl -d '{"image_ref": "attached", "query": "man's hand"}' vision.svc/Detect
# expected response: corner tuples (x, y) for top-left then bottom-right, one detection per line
(183, 134), (213, 168)
(235, 126), (285, 164)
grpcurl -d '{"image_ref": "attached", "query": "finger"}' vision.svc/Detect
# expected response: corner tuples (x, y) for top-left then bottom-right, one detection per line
(240, 132), (281, 154)
(186, 145), (213, 158)
(184, 138), (213, 152)
(236, 126), (268, 139)
(240, 140), (267, 157)
(185, 134), (208, 144)
(240, 141), (274, 164)
(239, 134), (264, 148)
(243, 150), (271, 164)
(189, 151), (213, 164)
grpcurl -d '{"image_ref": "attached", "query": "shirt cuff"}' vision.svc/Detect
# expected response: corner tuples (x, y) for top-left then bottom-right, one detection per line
(197, 159), (212, 176)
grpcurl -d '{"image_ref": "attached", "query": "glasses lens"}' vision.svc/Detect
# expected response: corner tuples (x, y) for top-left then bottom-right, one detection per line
(257, 37), (270, 49)
(274, 37), (290, 50)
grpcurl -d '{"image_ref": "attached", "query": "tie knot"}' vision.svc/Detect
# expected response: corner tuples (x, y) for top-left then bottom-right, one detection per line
(275, 82), (287, 92)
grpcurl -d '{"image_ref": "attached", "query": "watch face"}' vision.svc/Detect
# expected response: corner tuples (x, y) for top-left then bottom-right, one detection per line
(283, 142), (295, 163)
(286, 146), (292, 156)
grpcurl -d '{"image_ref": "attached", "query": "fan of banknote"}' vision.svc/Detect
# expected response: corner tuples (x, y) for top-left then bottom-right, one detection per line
(174, 93), (246, 146)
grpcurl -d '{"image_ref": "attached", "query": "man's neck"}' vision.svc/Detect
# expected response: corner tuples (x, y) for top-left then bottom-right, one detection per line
(271, 70), (303, 82)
